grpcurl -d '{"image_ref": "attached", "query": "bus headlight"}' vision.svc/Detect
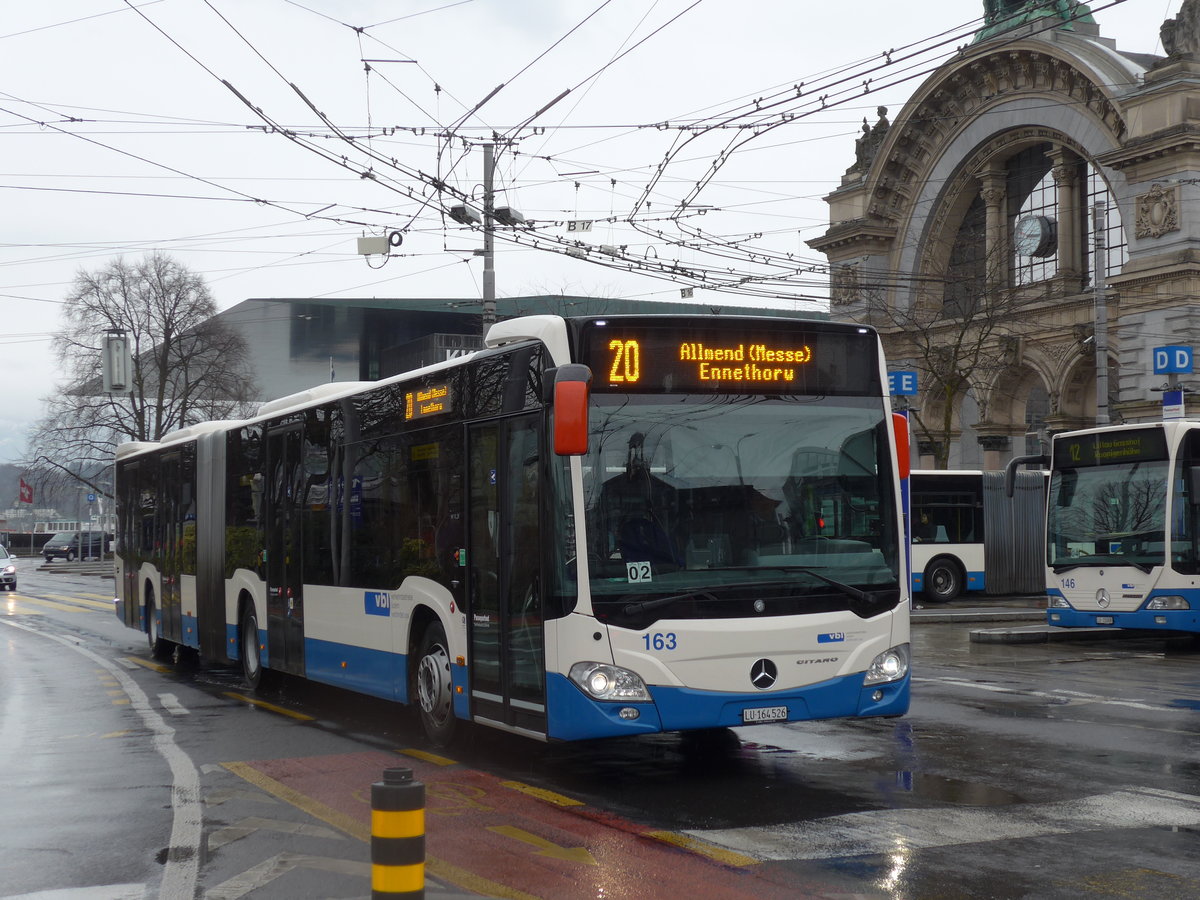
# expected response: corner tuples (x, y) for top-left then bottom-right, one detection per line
(1145, 595), (1190, 611)
(568, 662), (651, 702)
(1048, 595), (1072, 608)
(863, 644), (910, 686)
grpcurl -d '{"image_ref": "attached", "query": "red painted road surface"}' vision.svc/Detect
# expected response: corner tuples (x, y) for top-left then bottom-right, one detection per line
(237, 750), (846, 899)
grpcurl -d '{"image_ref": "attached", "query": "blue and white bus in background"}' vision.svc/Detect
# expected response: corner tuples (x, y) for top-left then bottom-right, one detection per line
(115, 313), (912, 745)
(1043, 422), (1200, 634)
(909, 469), (1046, 602)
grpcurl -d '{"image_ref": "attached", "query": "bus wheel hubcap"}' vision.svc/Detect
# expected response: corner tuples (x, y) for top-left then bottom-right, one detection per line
(417, 645), (451, 721)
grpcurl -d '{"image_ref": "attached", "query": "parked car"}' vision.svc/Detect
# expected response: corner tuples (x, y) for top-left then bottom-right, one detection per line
(42, 530), (109, 563)
(0, 545), (16, 590)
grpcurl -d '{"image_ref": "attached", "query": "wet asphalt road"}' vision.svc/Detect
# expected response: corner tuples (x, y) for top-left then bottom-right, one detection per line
(2, 566), (1199, 899)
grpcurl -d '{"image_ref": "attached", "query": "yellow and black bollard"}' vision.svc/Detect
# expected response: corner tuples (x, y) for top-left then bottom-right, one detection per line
(371, 766), (425, 899)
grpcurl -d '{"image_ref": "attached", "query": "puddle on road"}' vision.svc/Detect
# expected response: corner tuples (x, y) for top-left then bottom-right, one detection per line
(887, 771), (1023, 806)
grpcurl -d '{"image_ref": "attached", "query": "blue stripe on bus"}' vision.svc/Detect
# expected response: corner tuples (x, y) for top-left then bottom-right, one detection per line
(304, 637), (407, 702)
(545, 670), (910, 742)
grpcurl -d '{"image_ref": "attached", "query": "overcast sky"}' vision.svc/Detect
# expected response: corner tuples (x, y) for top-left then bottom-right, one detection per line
(0, 0), (1166, 468)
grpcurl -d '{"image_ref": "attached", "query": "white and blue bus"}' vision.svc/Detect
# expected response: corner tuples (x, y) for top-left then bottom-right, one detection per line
(1041, 422), (1200, 634)
(909, 469), (1047, 602)
(114, 314), (912, 744)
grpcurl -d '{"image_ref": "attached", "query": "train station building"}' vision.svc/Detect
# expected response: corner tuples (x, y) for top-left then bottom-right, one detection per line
(809, 0), (1200, 469)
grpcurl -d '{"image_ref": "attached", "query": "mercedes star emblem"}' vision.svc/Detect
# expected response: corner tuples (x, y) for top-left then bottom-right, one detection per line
(750, 658), (778, 690)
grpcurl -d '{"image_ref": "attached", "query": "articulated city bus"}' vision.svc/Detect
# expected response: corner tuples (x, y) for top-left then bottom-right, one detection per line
(909, 469), (1047, 602)
(1042, 422), (1200, 634)
(115, 314), (912, 744)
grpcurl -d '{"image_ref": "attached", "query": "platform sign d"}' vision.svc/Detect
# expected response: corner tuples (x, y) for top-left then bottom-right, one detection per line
(1153, 345), (1193, 375)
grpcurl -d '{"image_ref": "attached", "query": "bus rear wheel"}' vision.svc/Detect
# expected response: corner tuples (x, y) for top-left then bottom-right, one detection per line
(923, 558), (963, 603)
(414, 621), (456, 747)
(240, 605), (263, 691)
(146, 595), (172, 660)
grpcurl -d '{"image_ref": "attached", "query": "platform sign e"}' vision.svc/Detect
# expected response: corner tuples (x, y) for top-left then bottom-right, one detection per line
(888, 370), (918, 396)
(1153, 345), (1193, 375)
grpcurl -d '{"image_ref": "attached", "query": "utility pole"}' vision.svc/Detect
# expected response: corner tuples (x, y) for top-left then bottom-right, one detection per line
(1092, 202), (1110, 425)
(482, 141), (496, 333)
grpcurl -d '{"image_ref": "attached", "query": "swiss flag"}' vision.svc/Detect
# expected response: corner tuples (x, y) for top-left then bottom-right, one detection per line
(18, 478), (32, 504)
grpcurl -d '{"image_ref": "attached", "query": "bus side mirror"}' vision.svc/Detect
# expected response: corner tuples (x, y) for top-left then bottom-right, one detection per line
(891, 413), (910, 480)
(553, 364), (591, 456)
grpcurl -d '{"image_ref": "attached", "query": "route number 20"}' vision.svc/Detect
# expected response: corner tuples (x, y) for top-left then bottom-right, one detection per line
(608, 339), (641, 384)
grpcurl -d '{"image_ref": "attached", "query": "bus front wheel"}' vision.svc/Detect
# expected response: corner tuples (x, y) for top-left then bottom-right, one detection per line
(415, 621), (457, 747)
(923, 558), (963, 603)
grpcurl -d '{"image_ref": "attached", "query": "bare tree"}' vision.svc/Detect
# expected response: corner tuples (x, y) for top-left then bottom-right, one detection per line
(27, 253), (258, 499)
(839, 217), (1056, 469)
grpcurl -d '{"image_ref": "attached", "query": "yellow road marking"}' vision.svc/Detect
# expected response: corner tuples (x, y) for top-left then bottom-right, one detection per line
(222, 762), (537, 900)
(500, 780), (584, 807)
(644, 830), (760, 867)
(44, 593), (113, 611)
(3, 602), (44, 616)
(222, 692), (316, 722)
(488, 825), (596, 864)
(6, 596), (84, 613)
(124, 656), (172, 674)
(399, 748), (458, 766)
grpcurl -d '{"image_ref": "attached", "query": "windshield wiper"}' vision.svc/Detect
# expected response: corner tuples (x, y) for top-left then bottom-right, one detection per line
(718, 565), (877, 602)
(621, 579), (795, 616)
(620, 568), (885, 618)
(622, 589), (722, 617)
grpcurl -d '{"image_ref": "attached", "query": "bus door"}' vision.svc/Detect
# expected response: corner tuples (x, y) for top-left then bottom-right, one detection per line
(467, 415), (546, 735)
(119, 460), (143, 629)
(160, 451), (184, 643)
(265, 426), (305, 676)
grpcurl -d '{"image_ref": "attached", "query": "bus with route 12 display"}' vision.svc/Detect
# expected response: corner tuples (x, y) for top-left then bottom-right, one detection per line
(1035, 422), (1200, 633)
(114, 314), (912, 744)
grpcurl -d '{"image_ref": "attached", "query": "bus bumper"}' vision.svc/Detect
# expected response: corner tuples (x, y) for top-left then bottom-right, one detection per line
(545, 670), (910, 742)
(1047, 606), (1200, 632)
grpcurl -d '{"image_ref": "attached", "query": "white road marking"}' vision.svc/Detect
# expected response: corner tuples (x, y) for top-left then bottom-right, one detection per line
(1, 620), (201, 900)
(158, 694), (188, 716)
(689, 787), (1200, 861)
(916, 675), (1170, 712)
(203, 854), (368, 900)
(1, 885), (146, 899)
(207, 816), (344, 851)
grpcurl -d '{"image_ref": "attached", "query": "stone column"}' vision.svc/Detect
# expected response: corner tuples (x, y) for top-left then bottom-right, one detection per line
(917, 441), (944, 469)
(979, 167), (1008, 288)
(1049, 145), (1082, 282)
(977, 433), (1011, 471)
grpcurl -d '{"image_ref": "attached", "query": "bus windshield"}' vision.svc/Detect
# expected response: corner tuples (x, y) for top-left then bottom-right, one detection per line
(581, 393), (901, 626)
(1047, 461), (1169, 571)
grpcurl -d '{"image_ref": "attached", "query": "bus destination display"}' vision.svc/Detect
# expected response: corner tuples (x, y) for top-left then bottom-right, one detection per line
(405, 383), (451, 421)
(1053, 427), (1168, 468)
(580, 321), (879, 395)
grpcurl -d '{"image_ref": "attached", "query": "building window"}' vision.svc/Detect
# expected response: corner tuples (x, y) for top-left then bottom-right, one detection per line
(1085, 166), (1127, 283)
(1009, 144), (1061, 285)
(1024, 383), (1049, 456)
(943, 194), (987, 317)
